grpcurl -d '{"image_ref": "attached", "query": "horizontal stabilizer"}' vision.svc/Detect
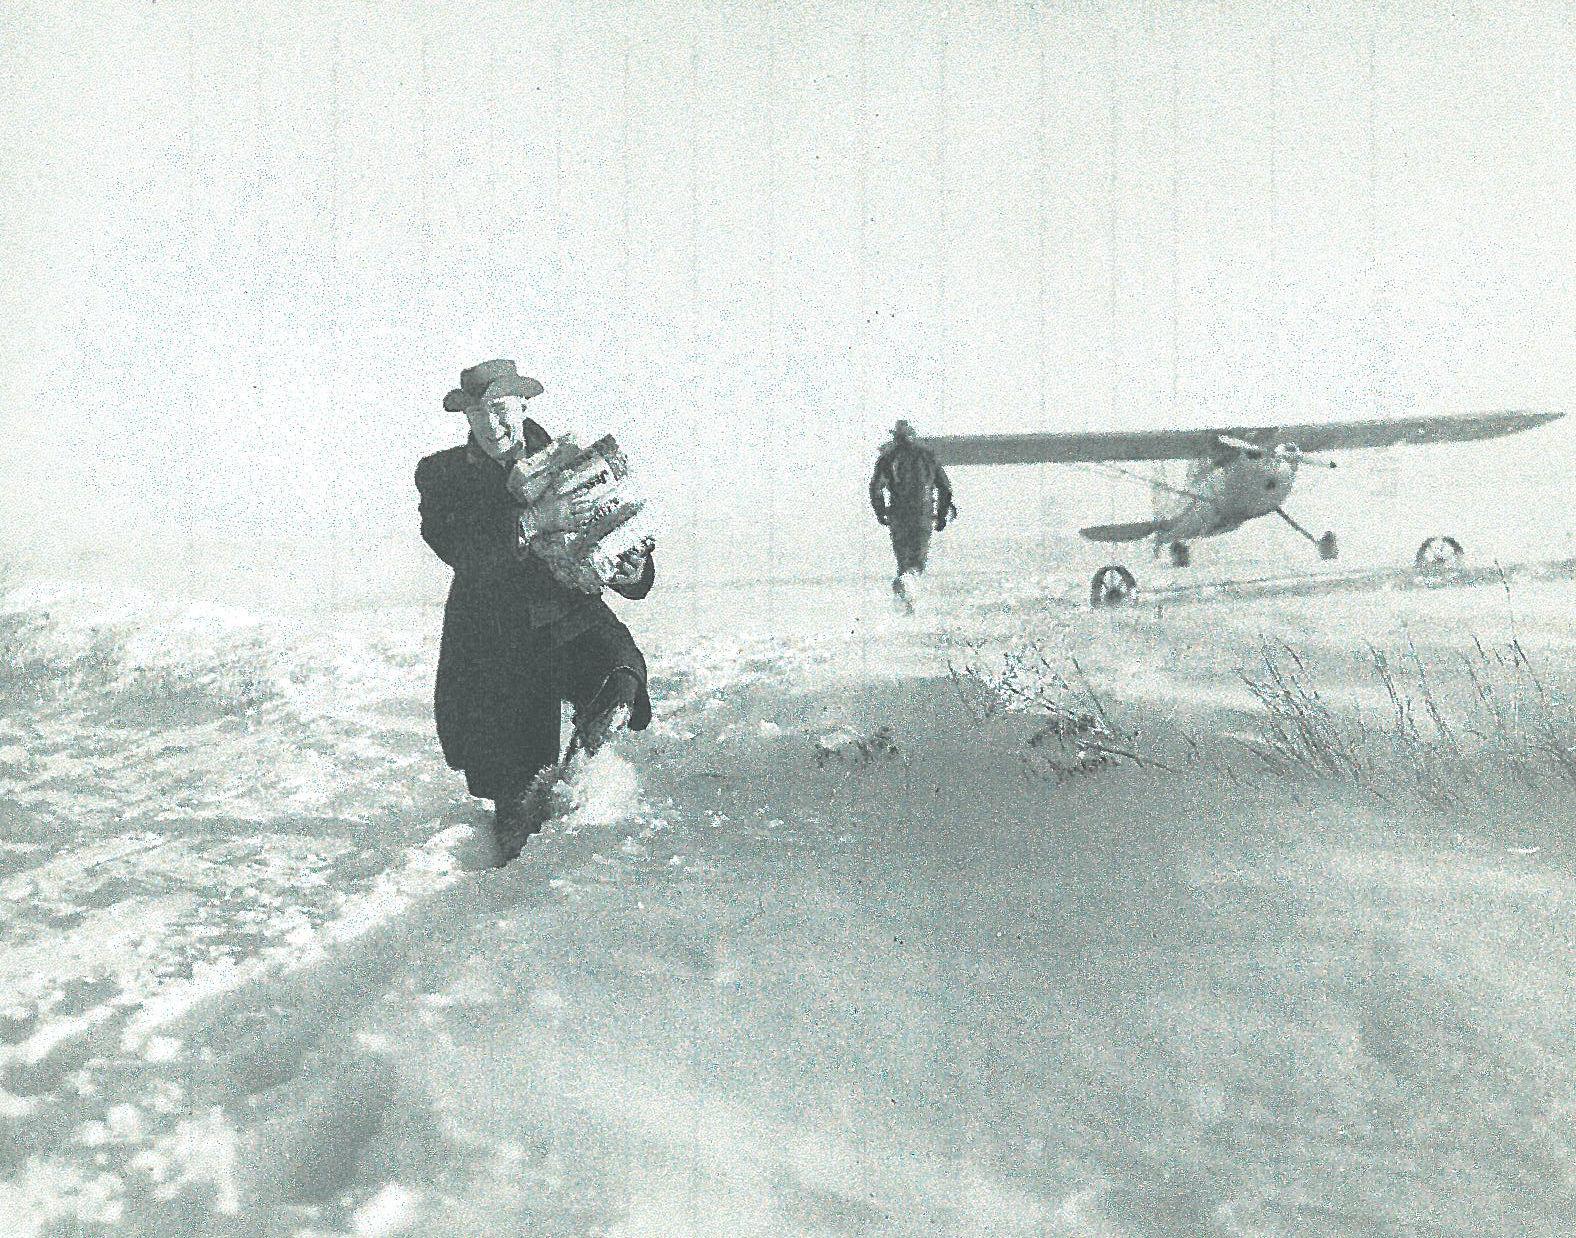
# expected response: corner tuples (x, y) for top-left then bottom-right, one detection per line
(1080, 520), (1163, 544)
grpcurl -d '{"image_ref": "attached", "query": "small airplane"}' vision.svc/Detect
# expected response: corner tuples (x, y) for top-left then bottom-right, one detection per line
(926, 409), (1565, 606)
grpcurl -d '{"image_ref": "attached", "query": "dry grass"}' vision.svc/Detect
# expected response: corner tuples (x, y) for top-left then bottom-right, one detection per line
(947, 607), (1576, 817)
(1236, 632), (1576, 811)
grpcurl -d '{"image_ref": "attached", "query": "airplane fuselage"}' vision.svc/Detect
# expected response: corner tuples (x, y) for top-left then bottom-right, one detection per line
(1160, 452), (1298, 542)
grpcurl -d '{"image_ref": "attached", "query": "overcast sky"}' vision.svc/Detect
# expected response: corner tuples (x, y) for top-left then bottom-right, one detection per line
(3, 0), (1573, 603)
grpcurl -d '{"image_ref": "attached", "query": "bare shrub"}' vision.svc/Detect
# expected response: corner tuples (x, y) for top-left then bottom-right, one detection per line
(947, 640), (1169, 781)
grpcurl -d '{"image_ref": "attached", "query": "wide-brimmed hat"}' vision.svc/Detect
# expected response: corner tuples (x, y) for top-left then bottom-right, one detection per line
(443, 359), (544, 412)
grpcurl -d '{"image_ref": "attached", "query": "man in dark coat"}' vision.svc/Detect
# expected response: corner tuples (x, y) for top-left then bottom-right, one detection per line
(868, 419), (956, 608)
(416, 359), (656, 863)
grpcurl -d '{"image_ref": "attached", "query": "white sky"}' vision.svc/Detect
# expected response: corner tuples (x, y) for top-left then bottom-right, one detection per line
(3, 0), (1573, 603)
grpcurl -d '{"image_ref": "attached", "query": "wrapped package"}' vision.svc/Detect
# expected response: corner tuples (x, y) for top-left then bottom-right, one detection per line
(508, 434), (656, 594)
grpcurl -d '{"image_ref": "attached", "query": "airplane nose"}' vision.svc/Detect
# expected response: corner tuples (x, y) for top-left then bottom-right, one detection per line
(1264, 459), (1295, 490)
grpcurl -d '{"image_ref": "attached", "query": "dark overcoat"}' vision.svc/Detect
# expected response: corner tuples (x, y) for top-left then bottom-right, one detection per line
(416, 420), (654, 799)
(869, 441), (954, 574)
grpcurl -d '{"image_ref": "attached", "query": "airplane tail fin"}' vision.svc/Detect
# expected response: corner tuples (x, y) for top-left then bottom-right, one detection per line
(1079, 520), (1164, 544)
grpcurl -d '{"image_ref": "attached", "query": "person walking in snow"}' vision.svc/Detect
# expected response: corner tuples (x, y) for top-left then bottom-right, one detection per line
(416, 359), (656, 865)
(868, 419), (955, 609)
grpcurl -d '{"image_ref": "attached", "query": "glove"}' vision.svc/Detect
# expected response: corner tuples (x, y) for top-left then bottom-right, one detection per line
(607, 545), (652, 587)
(517, 492), (598, 543)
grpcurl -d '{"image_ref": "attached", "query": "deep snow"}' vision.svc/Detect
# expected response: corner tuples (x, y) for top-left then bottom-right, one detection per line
(1, 563), (1574, 1236)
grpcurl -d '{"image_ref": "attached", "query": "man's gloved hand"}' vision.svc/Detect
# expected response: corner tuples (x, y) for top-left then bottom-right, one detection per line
(607, 545), (651, 587)
(517, 492), (600, 543)
(935, 500), (958, 532)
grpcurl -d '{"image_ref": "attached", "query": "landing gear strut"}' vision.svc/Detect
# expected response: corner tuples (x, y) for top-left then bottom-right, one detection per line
(1415, 535), (1464, 572)
(1090, 564), (1138, 608)
(1276, 508), (1338, 561)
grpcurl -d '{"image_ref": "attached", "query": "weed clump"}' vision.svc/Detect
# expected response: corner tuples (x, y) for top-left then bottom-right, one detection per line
(1238, 633), (1576, 811)
(813, 724), (900, 768)
(948, 641), (1169, 781)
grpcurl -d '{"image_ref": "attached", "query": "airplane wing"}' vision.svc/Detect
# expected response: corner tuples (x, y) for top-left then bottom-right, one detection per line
(1269, 410), (1564, 453)
(926, 410), (1564, 466)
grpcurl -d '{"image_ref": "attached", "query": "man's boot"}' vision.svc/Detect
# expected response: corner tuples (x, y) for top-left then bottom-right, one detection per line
(490, 783), (553, 866)
(571, 667), (641, 759)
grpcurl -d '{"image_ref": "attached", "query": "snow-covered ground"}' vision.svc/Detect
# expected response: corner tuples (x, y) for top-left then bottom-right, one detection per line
(2, 564), (1574, 1236)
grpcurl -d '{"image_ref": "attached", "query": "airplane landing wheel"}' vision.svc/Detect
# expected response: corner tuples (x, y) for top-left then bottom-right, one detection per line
(1167, 541), (1191, 568)
(1415, 535), (1464, 572)
(1090, 564), (1138, 609)
(1317, 532), (1339, 561)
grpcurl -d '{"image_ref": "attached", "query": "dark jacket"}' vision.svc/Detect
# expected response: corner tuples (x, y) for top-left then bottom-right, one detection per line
(869, 439), (954, 527)
(416, 422), (654, 779)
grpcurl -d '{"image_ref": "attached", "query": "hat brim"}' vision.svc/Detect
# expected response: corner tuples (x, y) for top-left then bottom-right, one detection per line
(482, 375), (544, 401)
(443, 388), (478, 413)
(460, 359), (519, 397)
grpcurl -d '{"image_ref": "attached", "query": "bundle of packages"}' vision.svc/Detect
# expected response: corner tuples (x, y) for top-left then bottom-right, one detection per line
(506, 434), (658, 593)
